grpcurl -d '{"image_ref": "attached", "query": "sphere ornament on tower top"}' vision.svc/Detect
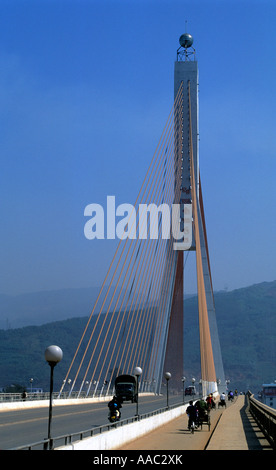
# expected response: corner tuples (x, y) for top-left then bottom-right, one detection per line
(177, 31), (195, 62)
(179, 33), (193, 49)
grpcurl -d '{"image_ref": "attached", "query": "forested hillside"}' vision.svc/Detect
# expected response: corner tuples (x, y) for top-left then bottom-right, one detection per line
(0, 281), (275, 393)
(184, 281), (276, 391)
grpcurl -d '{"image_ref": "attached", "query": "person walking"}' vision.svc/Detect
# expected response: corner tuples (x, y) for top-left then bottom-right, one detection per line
(186, 400), (198, 430)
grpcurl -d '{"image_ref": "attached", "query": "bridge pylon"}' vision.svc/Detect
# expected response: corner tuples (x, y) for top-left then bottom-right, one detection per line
(58, 34), (225, 400)
(162, 34), (225, 396)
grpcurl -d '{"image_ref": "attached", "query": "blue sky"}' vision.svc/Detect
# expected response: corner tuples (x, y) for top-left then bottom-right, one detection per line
(0, 0), (275, 296)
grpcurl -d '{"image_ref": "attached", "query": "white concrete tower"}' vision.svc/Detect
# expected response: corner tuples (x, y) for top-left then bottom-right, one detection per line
(174, 33), (225, 392)
(174, 33), (198, 249)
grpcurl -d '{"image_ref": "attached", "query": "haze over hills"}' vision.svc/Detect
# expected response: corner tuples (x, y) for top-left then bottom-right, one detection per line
(0, 280), (275, 393)
(0, 287), (198, 330)
(0, 286), (116, 330)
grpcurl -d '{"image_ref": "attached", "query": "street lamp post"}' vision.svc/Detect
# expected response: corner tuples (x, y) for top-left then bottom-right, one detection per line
(164, 372), (171, 408)
(134, 366), (142, 419)
(217, 378), (221, 395)
(182, 376), (186, 404)
(192, 377), (195, 400)
(45, 345), (63, 450)
(199, 379), (202, 398)
(226, 379), (230, 392)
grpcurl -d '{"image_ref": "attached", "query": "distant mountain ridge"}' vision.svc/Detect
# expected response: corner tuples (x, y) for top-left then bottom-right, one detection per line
(0, 286), (197, 330)
(183, 280), (276, 392)
(0, 280), (275, 393)
(0, 286), (118, 329)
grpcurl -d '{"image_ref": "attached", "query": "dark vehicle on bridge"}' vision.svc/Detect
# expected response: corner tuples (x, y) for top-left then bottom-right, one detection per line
(115, 374), (138, 403)
(185, 386), (197, 396)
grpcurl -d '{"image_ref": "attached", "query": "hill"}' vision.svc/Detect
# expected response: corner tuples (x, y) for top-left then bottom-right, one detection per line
(0, 285), (134, 330)
(184, 281), (276, 392)
(0, 280), (275, 393)
(0, 286), (108, 329)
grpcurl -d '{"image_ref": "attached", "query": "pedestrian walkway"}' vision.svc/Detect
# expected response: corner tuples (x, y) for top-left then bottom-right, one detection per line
(118, 396), (272, 451)
(206, 395), (272, 450)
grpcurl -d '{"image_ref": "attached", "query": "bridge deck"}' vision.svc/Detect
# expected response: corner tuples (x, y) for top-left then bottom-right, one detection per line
(119, 395), (272, 451)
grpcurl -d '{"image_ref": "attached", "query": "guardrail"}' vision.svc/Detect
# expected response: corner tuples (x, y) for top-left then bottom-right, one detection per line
(10, 400), (184, 450)
(0, 391), (106, 403)
(248, 392), (276, 449)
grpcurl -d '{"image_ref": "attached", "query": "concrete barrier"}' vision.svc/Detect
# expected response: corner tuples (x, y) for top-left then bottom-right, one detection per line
(0, 393), (157, 412)
(56, 403), (189, 450)
(0, 396), (113, 412)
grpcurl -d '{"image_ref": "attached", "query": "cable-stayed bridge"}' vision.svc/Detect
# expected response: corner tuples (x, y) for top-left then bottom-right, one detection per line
(3, 33), (276, 453)
(58, 32), (225, 400)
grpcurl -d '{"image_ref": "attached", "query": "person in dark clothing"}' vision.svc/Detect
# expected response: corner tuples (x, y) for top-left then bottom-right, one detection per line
(195, 398), (208, 420)
(186, 400), (198, 429)
(108, 396), (122, 418)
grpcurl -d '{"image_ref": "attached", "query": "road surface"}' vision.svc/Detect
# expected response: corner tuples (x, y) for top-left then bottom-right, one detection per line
(0, 394), (186, 449)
